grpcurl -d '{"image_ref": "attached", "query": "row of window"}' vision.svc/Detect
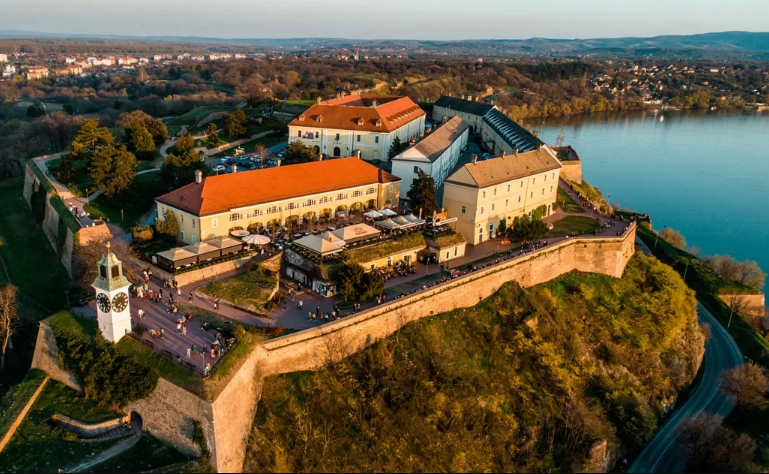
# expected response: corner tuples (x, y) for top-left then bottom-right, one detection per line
(297, 131), (381, 144)
(225, 188), (380, 223)
(480, 172), (557, 200)
(462, 186), (555, 215)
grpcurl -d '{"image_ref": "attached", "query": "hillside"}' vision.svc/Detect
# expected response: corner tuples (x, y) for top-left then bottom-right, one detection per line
(245, 254), (705, 472)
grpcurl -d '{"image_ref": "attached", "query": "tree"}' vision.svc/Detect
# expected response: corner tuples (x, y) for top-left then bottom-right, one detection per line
(283, 140), (317, 163)
(254, 143), (268, 168)
(660, 227), (686, 249)
(118, 110), (169, 145)
(129, 124), (156, 158)
(388, 136), (402, 160)
(721, 362), (769, 411)
(56, 154), (76, 185)
(70, 118), (114, 157)
(224, 109), (248, 138)
(176, 133), (195, 152)
(89, 145), (138, 198)
(160, 149), (208, 191)
(156, 209), (180, 239)
(336, 262), (366, 301)
(0, 285), (18, 372)
(206, 123), (220, 147)
(705, 255), (766, 290)
(508, 214), (548, 242)
(406, 170), (439, 217)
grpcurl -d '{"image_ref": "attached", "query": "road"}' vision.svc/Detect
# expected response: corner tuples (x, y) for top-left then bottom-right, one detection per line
(628, 302), (743, 473)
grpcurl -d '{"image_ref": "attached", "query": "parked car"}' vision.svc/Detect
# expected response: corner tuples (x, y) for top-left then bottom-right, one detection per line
(213, 165), (225, 173)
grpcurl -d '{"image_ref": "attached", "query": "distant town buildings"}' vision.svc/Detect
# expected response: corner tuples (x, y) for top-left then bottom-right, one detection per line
(288, 94), (426, 161)
(23, 66), (49, 80)
(443, 147), (562, 244)
(392, 116), (470, 199)
(0, 54), (8, 63)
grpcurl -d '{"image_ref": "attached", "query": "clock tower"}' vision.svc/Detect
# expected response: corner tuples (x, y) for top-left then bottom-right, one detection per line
(92, 242), (132, 343)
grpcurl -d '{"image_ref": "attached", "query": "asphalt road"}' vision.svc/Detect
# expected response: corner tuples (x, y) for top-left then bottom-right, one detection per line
(628, 301), (743, 473)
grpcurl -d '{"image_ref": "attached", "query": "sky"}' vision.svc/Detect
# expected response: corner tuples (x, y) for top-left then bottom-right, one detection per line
(2, 0), (768, 40)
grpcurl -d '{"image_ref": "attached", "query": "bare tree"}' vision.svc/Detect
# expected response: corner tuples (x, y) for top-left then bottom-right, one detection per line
(721, 362), (769, 411)
(734, 260), (766, 290)
(660, 227), (686, 250)
(0, 285), (19, 372)
(254, 143), (267, 169)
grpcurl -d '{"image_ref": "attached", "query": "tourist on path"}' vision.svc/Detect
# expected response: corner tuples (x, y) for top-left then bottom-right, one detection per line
(187, 347), (191, 358)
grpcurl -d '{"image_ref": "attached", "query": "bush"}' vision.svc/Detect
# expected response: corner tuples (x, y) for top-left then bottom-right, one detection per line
(660, 227), (686, 250)
(132, 225), (154, 244)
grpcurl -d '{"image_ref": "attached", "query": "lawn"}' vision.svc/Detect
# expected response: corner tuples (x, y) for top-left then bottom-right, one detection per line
(48, 157), (157, 198)
(0, 178), (78, 310)
(568, 179), (611, 212)
(210, 135), (285, 159)
(84, 170), (161, 229)
(0, 380), (123, 473)
(0, 369), (48, 441)
(546, 216), (602, 238)
(166, 106), (265, 128)
(198, 268), (278, 312)
(432, 231), (466, 248)
(116, 337), (204, 396)
(345, 232), (427, 264)
(556, 187), (584, 214)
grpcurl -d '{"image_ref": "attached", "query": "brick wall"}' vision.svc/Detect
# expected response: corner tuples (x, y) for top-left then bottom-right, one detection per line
(561, 160), (583, 184)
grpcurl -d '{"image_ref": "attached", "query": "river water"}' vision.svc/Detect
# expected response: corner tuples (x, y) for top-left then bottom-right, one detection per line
(532, 110), (769, 272)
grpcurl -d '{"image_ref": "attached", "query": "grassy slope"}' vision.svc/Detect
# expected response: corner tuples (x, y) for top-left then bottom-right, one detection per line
(84, 170), (161, 229)
(546, 215), (602, 237)
(556, 187), (584, 213)
(246, 254), (702, 472)
(0, 369), (48, 441)
(345, 232), (427, 263)
(198, 270), (277, 309)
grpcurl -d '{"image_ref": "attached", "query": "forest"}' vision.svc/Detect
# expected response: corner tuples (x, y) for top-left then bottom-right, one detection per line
(246, 254), (705, 472)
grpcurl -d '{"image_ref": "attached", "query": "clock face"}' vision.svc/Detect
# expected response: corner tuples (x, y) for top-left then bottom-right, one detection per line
(96, 293), (111, 312)
(112, 292), (128, 313)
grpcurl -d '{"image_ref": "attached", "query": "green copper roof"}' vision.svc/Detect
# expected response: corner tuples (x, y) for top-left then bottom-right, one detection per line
(92, 246), (131, 293)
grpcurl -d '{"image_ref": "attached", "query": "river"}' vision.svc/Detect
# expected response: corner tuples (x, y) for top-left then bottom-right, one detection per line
(532, 110), (769, 273)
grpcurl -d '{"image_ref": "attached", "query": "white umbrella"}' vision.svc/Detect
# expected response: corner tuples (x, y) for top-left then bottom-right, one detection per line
(378, 208), (398, 217)
(364, 210), (384, 218)
(231, 229), (250, 238)
(242, 234), (271, 245)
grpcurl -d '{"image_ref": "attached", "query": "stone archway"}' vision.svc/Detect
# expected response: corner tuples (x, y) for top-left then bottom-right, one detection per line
(366, 199), (376, 210)
(313, 146), (320, 156)
(372, 149), (381, 161)
(333, 146), (341, 157)
(130, 411), (143, 433)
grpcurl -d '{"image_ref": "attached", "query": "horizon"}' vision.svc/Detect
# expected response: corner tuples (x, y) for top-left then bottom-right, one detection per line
(3, 0), (769, 41)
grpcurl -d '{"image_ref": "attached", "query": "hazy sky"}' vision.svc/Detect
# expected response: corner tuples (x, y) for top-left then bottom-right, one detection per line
(2, 0), (768, 40)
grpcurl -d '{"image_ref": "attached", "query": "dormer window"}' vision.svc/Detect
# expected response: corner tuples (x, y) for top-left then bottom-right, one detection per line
(375, 119), (382, 127)
(99, 265), (107, 278)
(357, 118), (364, 126)
(316, 115), (323, 123)
(298, 114), (305, 122)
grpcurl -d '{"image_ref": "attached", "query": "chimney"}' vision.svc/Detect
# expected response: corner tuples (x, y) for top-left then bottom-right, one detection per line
(231, 164), (237, 173)
(372, 99), (377, 107)
(501, 150), (506, 158)
(195, 169), (203, 184)
(471, 154), (478, 164)
(533, 129), (539, 138)
(356, 150), (362, 159)
(276, 159), (282, 167)
(513, 147), (519, 156)
(316, 97), (321, 104)
(318, 153), (324, 161)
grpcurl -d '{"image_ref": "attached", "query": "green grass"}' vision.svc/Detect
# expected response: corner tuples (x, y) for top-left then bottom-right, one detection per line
(198, 270), (278, 310)
(282, 99), (316, 107)
(637, 225), (769, 365)
(0, 178), (78, 310)
(345, 232), (427, 264)
(81, 433), (187, 474)
(0, 369), (48, 441)
(47, 310), (98, 338)
(210, 135), (284, 158)
(84, 170), (161, 229)
(165, 106), (264, 128)
(115, 338), (204, 396)
(569, 179), (610, 212)
(556, 187), (584, 214)
(0, 380), (123, 473)
(546, 216), (602, 237)
(432, 231), (466, 248)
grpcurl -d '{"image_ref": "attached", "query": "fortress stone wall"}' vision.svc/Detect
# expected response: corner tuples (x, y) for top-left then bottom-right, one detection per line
(30, 225), (636, 472)
(560, 160), (583, 184)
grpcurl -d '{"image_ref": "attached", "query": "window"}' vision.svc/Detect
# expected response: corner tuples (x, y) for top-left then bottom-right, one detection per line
(335, 133), (340, 141)
(461, 206), (466, 214)
(454, 247), (458, 256)
(480, 206), (484, 215)
(99, 266), (107, 278)
(542, 189), (545, 195)
(297, 130), (302, 137)
(315, 131), (319, 138)
(507, 184), (511, 192)
(286, 203), (298, 210)
(520, 181), (524, 188)
(446, 251), (450, 259)
(482, 191), (486, 199)
(192, 236), (197, 244)
(491, 204), (495, 211)
(111, 266), (119, 279)
(375, 136), (379, 144)
(366, 188), (376, 195)
(493, 188), (497, 196)
(505, 199), (509, 206)
(337, 193), (346, 200)
(192, 219), (196, 228)
(352, 190), (362, 198)
(212, 218), (218, 228)
(544, 174), (547, 181)
(180, 215), (184, 224)
(247, 209), (263, 218)
(229, 213), (242, 222)
(552, 172), (555, 180)
(319, 196), (329, 204)
(266, 205), (279, 214)
(414, 166), (419, 173)
(532, 177), (535, 184)
(550, 186), (553, 193)
(180, 231), (185, 241)
(357, 135), (361, 142)
(530, 192), (533, 198)
(518, 195), (522, 203)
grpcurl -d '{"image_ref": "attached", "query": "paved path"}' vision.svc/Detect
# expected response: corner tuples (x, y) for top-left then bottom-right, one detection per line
(629, 237), (744, 473)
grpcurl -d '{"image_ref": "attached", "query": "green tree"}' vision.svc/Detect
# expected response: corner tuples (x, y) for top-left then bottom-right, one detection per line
(70, 118), (114, 157)
(336, 262), (366, 301)
(88, 145), (138, 198)
(283, 140), (317, 163)
(176, 133), (195, 152)
(224, 109), (248, 138)
(130, 124), (156, 158)
(406, 169), (439, 217)
(508, 214), (548, 242)
(56, 155), (76, 185)
(388, 136), (403, 160)
(118, 110), (169, 145)
(156, 209), (180, 239)
(206, 122), (220, 147)
(160, 149), (209, 191)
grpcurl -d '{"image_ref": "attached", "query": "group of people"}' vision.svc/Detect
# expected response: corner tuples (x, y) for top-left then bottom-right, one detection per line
(67, 202), (87, 220)
(306, 303), (365, 323)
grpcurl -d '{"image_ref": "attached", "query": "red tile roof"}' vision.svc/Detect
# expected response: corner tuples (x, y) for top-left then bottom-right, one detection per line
(156, 157), (401, 217)
(288, 95), (426, 133)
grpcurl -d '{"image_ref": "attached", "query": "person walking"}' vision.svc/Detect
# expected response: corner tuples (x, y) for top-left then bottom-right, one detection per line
(298, 300), (304, 310)
(308, 311), (312, 321)
(177, 287), (182, 298)
(214, 299), (219, 310)
(182, 324), (187, 336)
(186, 347), (191, 358)
(177, 321), (182, 335)
(189, 293), (193, 302)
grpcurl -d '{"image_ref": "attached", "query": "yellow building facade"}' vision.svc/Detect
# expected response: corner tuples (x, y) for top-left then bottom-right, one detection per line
(442, 147), (562, 245)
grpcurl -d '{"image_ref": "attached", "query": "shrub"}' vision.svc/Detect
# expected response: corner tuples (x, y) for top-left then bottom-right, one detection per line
(132, 225), (154, 244)
(660, 227), (686, 250)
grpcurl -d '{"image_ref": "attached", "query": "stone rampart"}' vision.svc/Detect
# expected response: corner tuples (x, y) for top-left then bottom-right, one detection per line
(51, 413), (130, 439)
(151, 253), (256, 287)
(30, 323), (81, 391)
(561, 160), (583, 184)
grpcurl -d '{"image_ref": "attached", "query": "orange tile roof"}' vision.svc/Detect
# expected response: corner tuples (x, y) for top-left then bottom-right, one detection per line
(288, 95), (426, 133)
(155, 157), (401, 217)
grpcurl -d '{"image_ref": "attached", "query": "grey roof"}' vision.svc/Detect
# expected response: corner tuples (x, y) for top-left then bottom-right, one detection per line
(433, 96), (496, 117)
(409, 116), (470, 163)
(482, 109), (542, 152)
